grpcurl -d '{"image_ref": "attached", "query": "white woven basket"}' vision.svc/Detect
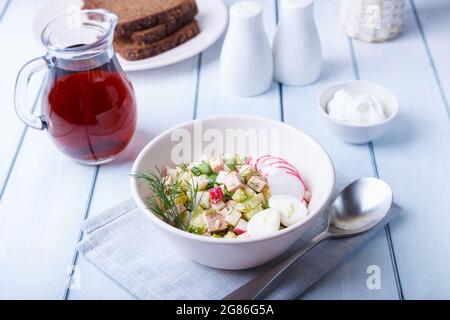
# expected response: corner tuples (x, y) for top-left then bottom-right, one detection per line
(340, 0), (406, 42)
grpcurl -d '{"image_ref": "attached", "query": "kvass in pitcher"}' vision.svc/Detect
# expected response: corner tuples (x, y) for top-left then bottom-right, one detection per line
(15, 10), (137, 165)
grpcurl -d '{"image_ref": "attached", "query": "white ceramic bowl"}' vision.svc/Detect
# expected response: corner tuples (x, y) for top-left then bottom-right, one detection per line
(319, 81), (399, 144)
(130, 116), (335, 270)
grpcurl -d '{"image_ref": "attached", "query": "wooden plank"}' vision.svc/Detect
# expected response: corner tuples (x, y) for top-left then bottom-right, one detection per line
(0, 0), (44, 200)
(352, 0), (450, 299)
(0, 0), (9, 17)
(195, 0), (280, 120)
(281, 0), (399, 300)
(67, 58), (200, 300)
(0, 121), (96, 298)
(412, 0), (450, 117)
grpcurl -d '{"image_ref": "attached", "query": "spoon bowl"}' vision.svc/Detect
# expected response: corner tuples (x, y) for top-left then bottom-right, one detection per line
(328, 177), (393, 237)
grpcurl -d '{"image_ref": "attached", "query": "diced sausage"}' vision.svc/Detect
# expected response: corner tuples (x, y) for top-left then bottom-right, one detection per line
(203, 211), (228, 233)
(247, 176), (267, 192)
(224, 172), (243, 192)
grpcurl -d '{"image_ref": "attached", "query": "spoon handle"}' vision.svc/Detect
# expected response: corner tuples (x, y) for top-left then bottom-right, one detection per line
(223, 231), (330, 300)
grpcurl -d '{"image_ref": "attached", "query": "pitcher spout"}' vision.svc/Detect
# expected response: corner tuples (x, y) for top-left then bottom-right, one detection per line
(41, 9), (118, 70)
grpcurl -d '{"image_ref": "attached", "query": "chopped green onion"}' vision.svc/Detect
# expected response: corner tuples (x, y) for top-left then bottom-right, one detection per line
(223, 188), (233, 202)
(192, 161), (212, 176)
(189, 227), (205, 235)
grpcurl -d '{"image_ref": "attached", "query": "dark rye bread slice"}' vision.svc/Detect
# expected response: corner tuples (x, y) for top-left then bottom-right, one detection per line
(114, 20), (200, 61)
(82, 0), (198, 37)
(131, 8), (198, 45)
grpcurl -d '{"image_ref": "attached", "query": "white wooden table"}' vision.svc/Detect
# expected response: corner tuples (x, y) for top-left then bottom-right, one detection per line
(0, 0), (449, 300)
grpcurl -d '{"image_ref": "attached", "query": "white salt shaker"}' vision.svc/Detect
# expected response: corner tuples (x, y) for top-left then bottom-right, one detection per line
(273, 0), (322, 86)
(220, 1), (273, 97)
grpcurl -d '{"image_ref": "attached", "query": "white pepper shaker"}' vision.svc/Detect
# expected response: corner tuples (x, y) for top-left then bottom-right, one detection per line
(220, 1), (273, 97)
(273, 0), (322, 86)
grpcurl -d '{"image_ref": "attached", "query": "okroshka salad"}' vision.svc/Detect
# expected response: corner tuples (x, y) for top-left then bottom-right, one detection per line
(134, 154), (311, 239)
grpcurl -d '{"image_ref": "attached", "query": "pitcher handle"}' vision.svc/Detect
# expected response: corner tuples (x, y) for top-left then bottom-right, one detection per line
(14, 56), (50, 130)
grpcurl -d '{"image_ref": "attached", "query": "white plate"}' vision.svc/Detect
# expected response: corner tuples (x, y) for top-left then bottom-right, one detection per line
(33, 0), (228, 72)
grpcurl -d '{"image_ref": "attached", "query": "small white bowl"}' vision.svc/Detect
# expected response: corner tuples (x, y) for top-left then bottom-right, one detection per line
(318, 81), (399, 144)
(130, 116), (335, 270)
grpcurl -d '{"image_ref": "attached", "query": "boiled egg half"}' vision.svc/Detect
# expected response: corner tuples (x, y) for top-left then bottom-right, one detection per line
(247, 208), (281, 238)
(269, 195), (308, 227)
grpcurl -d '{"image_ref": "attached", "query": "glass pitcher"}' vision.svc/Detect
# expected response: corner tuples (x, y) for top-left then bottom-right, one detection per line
(15, 10), (137, 165)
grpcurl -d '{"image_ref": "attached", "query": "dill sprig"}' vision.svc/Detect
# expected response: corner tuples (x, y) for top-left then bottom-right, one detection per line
(132, 167), (202, 231)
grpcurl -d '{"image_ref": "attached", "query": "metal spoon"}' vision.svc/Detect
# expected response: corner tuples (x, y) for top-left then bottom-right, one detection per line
(223, 177), (393, 300)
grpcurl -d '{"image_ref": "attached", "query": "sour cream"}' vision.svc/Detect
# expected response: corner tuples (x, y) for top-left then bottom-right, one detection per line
(327, 89), (386, 125)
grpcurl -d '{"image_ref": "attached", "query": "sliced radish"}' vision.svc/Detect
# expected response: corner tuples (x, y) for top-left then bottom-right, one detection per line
(209, 187), (224, 204)
(257, 156), (307, 189)
(234, 219), (248, 235)
(267, 174), (305, 202)
(245, 156), (254, 166)
(255, 155), (309, 202)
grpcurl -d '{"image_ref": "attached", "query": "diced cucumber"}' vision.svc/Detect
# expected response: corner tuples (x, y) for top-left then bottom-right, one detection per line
(243, 186), (256, 197)
(235, 154), (244, 166)
(234, 203), (246, 212)
(239, 165), (254, 180)
(243, 204), (263, 221)
(232, 195), (261, 213)
(245, 195), (260, 209)
(224, 154), (242, 171)
(262, 185), (271, 201)
(191, 161), (212, 176)
(212, 201), (226, 211)
(191, 206), (204, 219)
(224, 231), (237, 239)
(223, 188), (233, 202)
(181, 211), (190, 227)
(174, 193), (187, 206)
(223, 153), (235, 162)
(194, 174), (210, 191)
(256, 193), (268, 208)
(189, 227), (205, 235)
(178, 172), (193, 191)
(206, 172), (218, 189)
(196, 192), (210, 209)
(232, 188), (248, 203)
(225, 209), (242, 226)
(204, 208), (217, 216)
(189, 208), (205, 232)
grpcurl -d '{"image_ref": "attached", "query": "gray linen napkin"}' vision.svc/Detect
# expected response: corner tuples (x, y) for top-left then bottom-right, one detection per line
(78, 172), (403, 300)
